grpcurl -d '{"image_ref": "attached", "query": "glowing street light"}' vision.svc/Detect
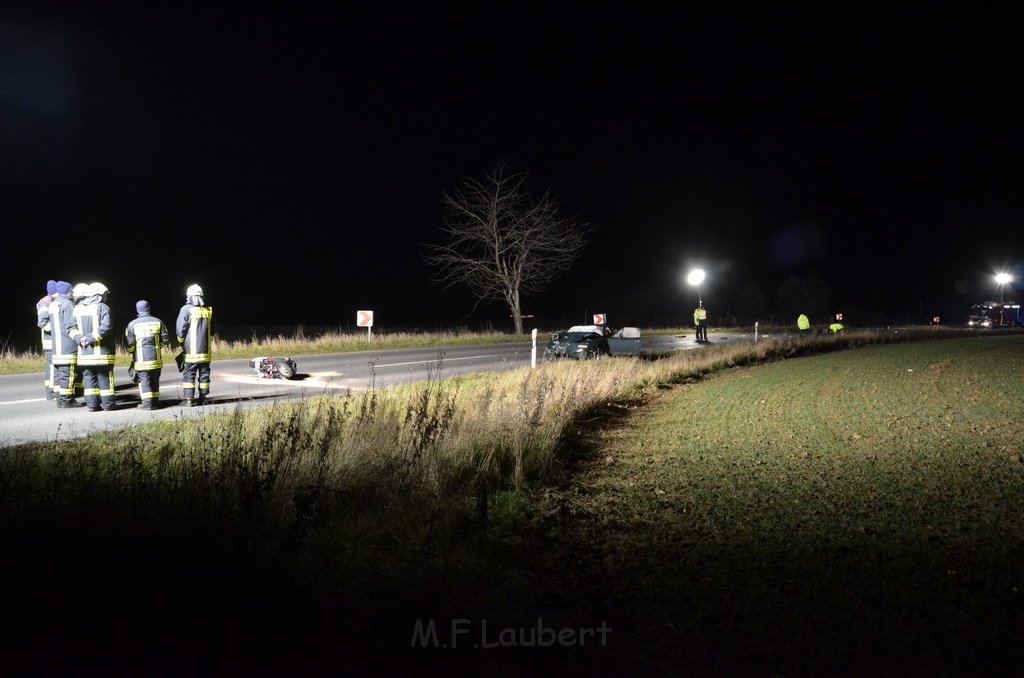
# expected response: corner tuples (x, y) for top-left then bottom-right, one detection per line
(687, 268), (706, 306)
(995, 272), (1013, 302)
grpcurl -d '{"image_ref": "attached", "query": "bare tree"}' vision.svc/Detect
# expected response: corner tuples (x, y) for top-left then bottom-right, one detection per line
(424, 160), (588, 334)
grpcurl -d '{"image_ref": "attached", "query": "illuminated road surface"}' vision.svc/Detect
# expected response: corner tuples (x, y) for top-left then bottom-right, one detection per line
(0, 332), (761, 445)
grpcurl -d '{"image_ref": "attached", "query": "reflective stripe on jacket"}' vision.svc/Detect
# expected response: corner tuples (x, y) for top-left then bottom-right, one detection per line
(176, 304), (215, 363)
(37, 295), (52, 351)
(126, 315), (170, 370)
(75, 300), (115, 366)
(48, 295), (80, 365)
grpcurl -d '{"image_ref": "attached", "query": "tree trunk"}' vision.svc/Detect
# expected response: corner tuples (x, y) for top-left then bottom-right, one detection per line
(510, 287), (523, 335)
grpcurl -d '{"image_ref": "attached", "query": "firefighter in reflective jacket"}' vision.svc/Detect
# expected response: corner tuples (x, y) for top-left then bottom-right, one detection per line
(75, 282), (116, 411)
(176, 283), (216, 407)
(70, 282), (90, 398)
(126, 300), (170, 410)
(36, 279), (57, 399)
(48, 281), (83, 408)
(797, 313), (811, 332)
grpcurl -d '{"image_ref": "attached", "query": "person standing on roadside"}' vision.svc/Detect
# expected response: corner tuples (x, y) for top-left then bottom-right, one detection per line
(48, 281), (83, 408)
(694, 303), (708, 342)
(70, 283), (90, 398)
(125, 300), (170, 410)
(36, 280), (57, 400)
(176, 283), (216, 407)
(75, 282), (116, 412)
(797, 313), (811, 334)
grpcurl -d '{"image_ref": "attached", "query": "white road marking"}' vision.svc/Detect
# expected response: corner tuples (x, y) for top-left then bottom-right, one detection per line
(0, 398), (48, 405)
(215, 354), (507, 390)
(220, 372), (353, 390)
(370, 354), (501, 368)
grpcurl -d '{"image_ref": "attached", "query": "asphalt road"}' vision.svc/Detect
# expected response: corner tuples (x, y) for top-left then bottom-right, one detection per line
(0, 332), (758, 446)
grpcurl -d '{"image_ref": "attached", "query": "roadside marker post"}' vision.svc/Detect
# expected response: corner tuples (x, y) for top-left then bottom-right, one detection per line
(357, 310), (374, 342)
(531, 328), (538, 368)
(755, 321), (759, 343)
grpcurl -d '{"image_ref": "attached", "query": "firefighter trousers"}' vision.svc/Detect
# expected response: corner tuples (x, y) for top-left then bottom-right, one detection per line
(182, 362), (211, 402)
(138, 368), (161, 403)
(43, 349), (53, 399)
(81, 365), (115, 410)
(51, 363), (77, 405)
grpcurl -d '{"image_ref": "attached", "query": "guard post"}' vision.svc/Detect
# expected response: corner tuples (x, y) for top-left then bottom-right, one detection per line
(357, 310), (374, 342)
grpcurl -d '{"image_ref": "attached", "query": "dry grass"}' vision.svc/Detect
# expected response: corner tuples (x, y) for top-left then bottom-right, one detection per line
(0, 327), (1009, 672)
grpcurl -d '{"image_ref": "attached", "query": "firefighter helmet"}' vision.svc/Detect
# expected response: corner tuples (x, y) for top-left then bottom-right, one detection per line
(72, 283), (90, 300)
(186, 283), (204, 298)
(89, 282), (109, 297)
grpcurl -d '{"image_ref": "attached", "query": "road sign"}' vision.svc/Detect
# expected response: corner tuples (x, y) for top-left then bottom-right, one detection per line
(593, 313), (606, 325)
(357, 310), (374, 327)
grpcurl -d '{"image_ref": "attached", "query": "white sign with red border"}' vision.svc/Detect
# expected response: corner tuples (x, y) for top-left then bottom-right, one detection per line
(357, 310), (374, 327)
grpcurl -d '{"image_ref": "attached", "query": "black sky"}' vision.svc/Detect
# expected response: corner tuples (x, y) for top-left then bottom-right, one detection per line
(3, 4), (1022, 347)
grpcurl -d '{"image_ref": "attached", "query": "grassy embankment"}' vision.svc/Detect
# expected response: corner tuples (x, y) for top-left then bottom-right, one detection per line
(0, 328), (1019, 674)
(533, 334), (1024, 675)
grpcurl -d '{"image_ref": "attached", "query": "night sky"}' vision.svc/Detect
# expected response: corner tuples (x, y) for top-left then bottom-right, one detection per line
(4, 5), (1022, 348)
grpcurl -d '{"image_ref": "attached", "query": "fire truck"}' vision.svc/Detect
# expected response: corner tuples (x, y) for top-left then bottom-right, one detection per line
(967, 301), (1022, 328)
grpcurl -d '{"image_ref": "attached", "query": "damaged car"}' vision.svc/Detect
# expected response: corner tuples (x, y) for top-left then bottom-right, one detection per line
(543, 325), (642, 360)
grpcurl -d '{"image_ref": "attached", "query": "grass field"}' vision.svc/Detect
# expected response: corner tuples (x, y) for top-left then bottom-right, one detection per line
(529, 336), (1024, 675)
(1, 332), (1021, 674)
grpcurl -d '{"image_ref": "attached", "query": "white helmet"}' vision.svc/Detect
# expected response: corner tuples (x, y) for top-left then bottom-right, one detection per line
(89, 282), (108, 297)
(72, 283), (90, 300)
(186, 283), (204, 298)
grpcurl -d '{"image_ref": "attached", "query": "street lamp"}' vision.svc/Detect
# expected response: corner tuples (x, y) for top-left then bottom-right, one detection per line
(687, 268), (706, 306)
(995, 272), (1013, 303)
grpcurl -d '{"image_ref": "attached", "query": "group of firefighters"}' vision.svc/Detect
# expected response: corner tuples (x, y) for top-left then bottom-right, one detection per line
(34, 281), (215, 411)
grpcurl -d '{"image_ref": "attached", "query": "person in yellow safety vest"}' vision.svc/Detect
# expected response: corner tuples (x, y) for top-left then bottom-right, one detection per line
(48, 281), (84, 408)
(75, 282), (116, 412)
(176, 283), (216, 407)
(36, 280), (57, 400)
(828, 322), (844, 333)
(797, 313), (810, 332)
(125, 300), (171, 411)
(693, 303), (709, 342)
